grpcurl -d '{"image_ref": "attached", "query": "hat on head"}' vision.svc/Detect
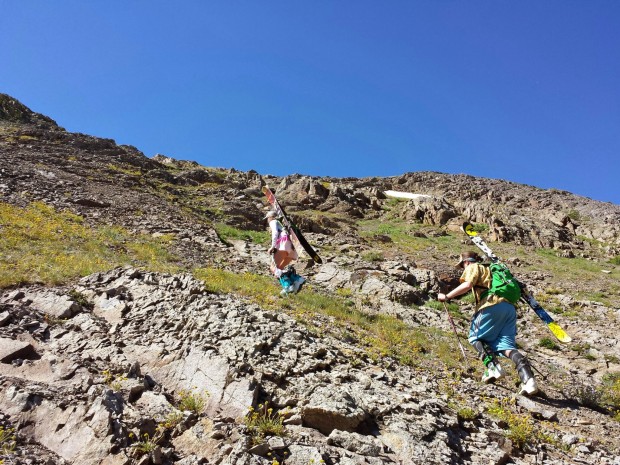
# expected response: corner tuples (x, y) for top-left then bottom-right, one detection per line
(263, 210), (277, 220)
(455, 251), (481, 268)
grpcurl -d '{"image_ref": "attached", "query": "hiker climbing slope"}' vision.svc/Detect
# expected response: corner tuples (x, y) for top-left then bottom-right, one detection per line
(438, 251), (538, 396)
(264, 210), (305, 296)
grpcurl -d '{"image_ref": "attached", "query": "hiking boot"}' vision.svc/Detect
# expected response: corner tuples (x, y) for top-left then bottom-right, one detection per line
(518, 377), (539, 396)
(280, 285), (295, 297)
(292, 276), (305, 293)
(481, 362), (504, 384)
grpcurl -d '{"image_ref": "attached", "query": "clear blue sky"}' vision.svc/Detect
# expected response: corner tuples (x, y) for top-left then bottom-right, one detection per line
(2, 1), (619, 204)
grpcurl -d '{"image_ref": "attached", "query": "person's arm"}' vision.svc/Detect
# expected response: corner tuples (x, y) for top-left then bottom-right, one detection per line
(438, 280), (473, 302)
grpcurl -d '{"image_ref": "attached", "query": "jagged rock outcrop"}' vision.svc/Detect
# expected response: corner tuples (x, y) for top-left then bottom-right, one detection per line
(0, 93), (59, 128)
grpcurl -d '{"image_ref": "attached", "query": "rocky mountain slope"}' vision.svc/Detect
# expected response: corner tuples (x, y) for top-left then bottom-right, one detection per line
(1, 93), (620, 465)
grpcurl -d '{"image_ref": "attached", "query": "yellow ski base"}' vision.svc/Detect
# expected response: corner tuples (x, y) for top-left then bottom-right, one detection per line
(548, 322), (572, 343)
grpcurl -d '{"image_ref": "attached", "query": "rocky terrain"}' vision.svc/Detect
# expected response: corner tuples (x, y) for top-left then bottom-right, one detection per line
(1, 93), (620, 465)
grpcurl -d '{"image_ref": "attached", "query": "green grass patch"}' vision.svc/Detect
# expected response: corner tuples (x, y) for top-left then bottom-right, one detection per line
(361, 251), (384, 262)
(534, 248), (611, 278)
(385, 197), (406, 209)
(213, 223), (269, 245)
(426, 300), (459, 312)
(460, 292), (476, 305)
(357, 218), (461, 256)
(0, 202), (180, 287)
(194, 267), (278, 307)
(107, 163), (142, 177)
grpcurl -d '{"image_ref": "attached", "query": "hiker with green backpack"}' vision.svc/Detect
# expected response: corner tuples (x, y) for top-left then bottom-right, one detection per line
(438, 251), (538, 396)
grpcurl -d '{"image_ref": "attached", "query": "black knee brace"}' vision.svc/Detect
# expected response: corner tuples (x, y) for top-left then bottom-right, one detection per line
(509, 350), (534, 382)
(472, 341), (497, 366)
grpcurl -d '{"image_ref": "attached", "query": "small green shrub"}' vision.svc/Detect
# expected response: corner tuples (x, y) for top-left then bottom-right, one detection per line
(457, 407), (477, 421)
(244, 402), (286, 445)
(67, 289), (93, 309)
(130, 433), (157, 455)
(471, 223), (489, 234)
(385, 197), (405, 208)
(562, 380), (603, 409)
(158, 410), (184, 431)
(538, 337), (560, 351)
(375, 223), (404, 235)
(335, 288), (353, 298)
(601, 373), (620, 413)
(487, 399), (535, 449)
(107, 163), (142, 177)
(606, 355), (620, 365)
(177, 389), (209, 414)
(0, 425), (16, 457)
(571, 342), (594, 359)
(565, 373), (620, 417)
(102, 369), (127, 391)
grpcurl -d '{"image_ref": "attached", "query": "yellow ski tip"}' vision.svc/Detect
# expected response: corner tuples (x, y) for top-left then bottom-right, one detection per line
(548, 322), (572, 343)
(462, 222), (478, 237)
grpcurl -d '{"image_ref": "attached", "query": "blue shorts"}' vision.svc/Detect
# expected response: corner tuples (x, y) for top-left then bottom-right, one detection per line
(468, 301), (517, 353)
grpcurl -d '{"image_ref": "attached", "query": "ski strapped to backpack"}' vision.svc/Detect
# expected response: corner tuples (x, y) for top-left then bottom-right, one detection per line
(462, 222), (572, 343)
(262, 185), (322, 264)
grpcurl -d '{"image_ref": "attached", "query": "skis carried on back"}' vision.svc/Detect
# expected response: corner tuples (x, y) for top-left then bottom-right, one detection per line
(262, 185), (322, 264)
(462, 222), (572, 343)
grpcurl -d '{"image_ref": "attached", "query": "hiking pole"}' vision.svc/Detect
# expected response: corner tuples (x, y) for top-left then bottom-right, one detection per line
(442, 301), (470, 370)
(529, 360), (548, 381)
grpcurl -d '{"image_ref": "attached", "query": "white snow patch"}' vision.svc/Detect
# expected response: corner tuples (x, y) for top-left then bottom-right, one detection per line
(384, 190), (432, 200)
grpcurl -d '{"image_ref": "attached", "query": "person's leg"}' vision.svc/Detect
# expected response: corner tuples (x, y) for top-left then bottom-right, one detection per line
(470, 339), (504, 383)
(504, 349), (538, 395)
(469, 312), (505, 383)
(279, 275), (294, 295)
(291, 273), (305, 293)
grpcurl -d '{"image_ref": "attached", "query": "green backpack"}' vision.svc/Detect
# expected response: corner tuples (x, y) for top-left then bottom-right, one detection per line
(481, 263), (522, 304)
